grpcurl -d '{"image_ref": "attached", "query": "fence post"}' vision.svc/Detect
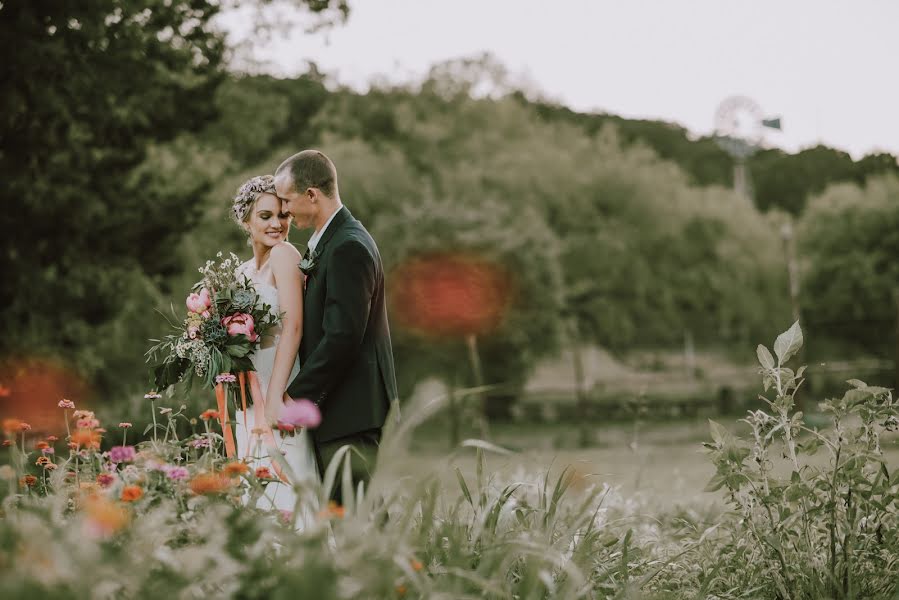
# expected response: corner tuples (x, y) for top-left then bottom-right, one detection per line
(447, 375), (459, 449)
(568, 318), (591, 448)
(465, 334), (490, 440)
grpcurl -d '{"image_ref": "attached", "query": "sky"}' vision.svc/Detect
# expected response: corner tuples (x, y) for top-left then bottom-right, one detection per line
(218, 0), (899, 159)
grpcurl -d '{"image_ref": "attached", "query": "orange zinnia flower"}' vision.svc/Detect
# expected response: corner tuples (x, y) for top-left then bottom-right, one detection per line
(318, 500), (346, 520)
(83, 496), (129, 538)
(395, 585), (407, 597)
(2, 418), (22, 435)
(254, 466), (273, 479)
(79, 481), (99, 495)
(70, 429), (102, 449)
(199, 409), (220, 421)
(222, 461), (250, 476)
(410, 559), (423, 571)
(19, 475), (37, 488)
(120, 485), (143, 502)
(35, 440), (50, 450)
(35, 456), (51, 466)
(189, 472), (231, 495)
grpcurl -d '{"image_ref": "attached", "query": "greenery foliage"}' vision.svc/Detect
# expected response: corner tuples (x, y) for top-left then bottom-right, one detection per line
(1, 323), (897, 598)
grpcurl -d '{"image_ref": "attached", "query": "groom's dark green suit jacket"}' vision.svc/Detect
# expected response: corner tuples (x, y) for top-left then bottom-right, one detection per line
(286, 206), (398, 444)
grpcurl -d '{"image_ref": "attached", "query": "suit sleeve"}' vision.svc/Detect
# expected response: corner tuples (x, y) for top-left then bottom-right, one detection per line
(287, 239), (375, 403)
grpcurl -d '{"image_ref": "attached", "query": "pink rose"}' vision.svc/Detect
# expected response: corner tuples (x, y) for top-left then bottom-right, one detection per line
(186, 288), (212, 314)
(221, 313), (258, 342)
(278, 398), (322, 429)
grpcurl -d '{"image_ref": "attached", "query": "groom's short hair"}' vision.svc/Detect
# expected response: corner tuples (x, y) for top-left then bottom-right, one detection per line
(276, 150), (338, 198)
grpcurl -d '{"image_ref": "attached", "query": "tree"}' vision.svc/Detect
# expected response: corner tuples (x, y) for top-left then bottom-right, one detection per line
(799, 174), (899, 358)
(0, 1), (347, 396)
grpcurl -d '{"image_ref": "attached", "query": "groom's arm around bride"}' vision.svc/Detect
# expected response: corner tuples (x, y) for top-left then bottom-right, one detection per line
(274, 150), (398, 502)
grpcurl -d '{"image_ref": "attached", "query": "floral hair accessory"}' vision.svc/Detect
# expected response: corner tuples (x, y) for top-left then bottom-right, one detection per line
(231, 175), (276, 225)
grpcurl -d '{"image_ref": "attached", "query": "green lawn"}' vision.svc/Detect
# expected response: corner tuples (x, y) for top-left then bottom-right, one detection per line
(396, 416), (899, 513)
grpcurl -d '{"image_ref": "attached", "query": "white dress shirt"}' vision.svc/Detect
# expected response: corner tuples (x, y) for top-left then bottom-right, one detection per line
(306, 205), (344, 255)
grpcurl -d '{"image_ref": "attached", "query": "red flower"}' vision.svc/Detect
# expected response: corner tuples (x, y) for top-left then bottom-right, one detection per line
(391, 253), (512, 338)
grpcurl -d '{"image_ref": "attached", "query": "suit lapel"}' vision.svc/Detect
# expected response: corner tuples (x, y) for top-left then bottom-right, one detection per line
(313, 206), (352, 257)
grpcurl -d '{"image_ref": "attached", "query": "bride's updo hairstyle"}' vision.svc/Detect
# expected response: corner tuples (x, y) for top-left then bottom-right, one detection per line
(231, 175), (277, 227)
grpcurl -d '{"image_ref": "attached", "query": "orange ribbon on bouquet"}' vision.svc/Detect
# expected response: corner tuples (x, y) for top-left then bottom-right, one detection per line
(214, 382), (237, 458)
(215, 371), (289, 484)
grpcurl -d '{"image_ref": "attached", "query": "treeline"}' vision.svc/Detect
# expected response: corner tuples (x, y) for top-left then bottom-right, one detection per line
(2, 3), (896, 405)
(529, 99), (899, 215)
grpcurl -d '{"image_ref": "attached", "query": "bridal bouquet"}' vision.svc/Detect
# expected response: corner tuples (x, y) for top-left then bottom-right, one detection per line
(147, 252), (279, 390)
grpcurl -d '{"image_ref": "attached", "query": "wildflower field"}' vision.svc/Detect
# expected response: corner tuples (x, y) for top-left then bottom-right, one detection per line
(2, 324), (898, 599)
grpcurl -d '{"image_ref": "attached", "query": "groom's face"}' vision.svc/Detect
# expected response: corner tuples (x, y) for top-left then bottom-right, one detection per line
(275, 173), (315, 229)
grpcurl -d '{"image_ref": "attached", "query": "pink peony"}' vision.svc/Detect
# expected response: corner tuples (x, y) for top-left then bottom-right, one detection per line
(278, 398), (322, 429)
(186, 288), (212, 314)
(221, 313), (258, 342)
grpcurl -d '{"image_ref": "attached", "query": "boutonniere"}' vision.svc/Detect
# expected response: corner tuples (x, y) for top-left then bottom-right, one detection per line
(299, 250), (318, 276)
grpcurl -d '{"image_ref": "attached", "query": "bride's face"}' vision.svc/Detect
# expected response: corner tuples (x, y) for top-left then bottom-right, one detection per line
(245, 193), (291, 247)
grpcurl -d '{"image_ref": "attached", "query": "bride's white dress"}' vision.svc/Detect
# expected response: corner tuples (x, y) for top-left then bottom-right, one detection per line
(234, 256), (319, 526)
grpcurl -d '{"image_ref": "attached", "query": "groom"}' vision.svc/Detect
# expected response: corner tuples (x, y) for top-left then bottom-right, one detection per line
(274, 150), (398, 503)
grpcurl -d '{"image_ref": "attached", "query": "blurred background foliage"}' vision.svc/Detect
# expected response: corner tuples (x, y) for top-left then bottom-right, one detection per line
(2, 1), (897, 423)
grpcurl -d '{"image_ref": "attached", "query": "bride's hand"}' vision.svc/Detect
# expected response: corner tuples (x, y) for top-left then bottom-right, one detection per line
(264, 392), (283, 426)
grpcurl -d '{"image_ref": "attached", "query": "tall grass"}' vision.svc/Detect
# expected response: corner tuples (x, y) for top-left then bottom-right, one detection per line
(1, 323), (897, 598)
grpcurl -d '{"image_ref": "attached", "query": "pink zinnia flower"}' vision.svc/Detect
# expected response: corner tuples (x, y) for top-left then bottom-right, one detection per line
(164, 466), (190, 481)
(76, 418), (100, 429)
(118, 422), (132, 429)
(58, 399), (75, 409)
(214, 373), (237, 384)
(109, 445), (136, 463)
(144, 392), (162, 400)
(96, 472), (117, 487)
(277, 398), (322, 429)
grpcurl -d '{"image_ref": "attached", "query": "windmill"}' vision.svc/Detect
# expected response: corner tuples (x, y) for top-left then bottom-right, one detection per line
(714, 95), (782, 202)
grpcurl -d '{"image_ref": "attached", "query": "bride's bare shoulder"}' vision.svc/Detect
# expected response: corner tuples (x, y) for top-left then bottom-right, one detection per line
(270, 242), (302, 265)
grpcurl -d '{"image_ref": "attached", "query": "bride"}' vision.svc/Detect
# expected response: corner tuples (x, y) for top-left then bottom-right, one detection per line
(229, 175), (319, 522)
